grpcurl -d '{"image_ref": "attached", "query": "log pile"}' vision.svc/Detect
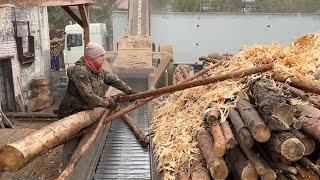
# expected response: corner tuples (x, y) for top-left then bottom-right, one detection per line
(199, 52), (233, 68)
(173, 65), (194, 84)
(27, 77), (53, 112)
(152, 33), (320, 179)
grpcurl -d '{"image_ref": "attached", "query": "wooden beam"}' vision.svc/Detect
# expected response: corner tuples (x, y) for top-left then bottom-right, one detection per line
(61, 6), (83, 28)
(78, 4), (90, 48)
(0, 0), (93, 7)
(149, 45), (173, 89)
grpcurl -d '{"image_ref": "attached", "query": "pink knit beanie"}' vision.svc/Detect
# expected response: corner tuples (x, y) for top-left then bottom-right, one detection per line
(84, 42), (105, 59)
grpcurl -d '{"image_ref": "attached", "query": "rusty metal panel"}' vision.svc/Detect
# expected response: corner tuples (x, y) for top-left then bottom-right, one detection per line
(0, 0), (94, 7)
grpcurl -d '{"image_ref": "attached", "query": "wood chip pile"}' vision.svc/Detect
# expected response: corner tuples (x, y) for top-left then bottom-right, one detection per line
(151, 33), (320, 180)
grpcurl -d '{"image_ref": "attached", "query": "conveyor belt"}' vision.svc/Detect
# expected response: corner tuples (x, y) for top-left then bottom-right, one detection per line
(94, 79), (152, 180)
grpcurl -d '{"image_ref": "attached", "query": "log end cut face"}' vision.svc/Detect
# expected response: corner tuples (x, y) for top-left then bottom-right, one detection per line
(281, 138), (305, 161)
(242, 163), (258, 180)
(272, 104), (294, 128)
(0, 145), (25, 172)
(252, 124), (270, 142)
(261, 170), (277, 180)
(209, 160), (229, 180)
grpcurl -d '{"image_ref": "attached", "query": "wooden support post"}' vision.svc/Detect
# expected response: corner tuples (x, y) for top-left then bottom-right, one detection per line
(61, 6), (83, 27)
(78, 4), (90, 48)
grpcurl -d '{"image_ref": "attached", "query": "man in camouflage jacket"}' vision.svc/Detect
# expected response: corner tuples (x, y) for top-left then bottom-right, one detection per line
(57, 57), (134, 118)
(58, 42), (135, 166)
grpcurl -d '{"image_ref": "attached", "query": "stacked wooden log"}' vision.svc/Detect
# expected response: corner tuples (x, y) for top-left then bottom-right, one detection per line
(192, 78), (320, 180)
(151, 32), (320, 179)
(173, 65), (194, 84)
(199, 52), (233, 68)
(27, 77), (53, 112)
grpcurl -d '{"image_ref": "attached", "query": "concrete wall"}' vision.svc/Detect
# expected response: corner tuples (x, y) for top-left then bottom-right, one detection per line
(0, 7), (50, 98)
(113, 12), (320, 64)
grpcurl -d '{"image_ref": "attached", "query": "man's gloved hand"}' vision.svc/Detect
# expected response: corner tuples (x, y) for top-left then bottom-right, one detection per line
(105, 98), (118, 110)
(126, 89), (137, 95)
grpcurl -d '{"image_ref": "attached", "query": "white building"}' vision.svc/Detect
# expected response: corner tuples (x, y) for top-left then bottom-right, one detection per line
(0, 7), (50, 111)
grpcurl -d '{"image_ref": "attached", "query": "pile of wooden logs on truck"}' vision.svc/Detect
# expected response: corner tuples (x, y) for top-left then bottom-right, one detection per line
(0, 59), (271, 178)
(151, 33), (320, 180)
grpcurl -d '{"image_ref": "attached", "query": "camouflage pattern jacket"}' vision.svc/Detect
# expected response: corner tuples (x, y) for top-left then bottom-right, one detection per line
(57, 57), (133, 118)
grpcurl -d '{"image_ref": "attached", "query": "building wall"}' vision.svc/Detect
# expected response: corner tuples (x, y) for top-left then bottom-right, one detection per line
(113, 12), (320, 64)
(0, 7), (50, 99)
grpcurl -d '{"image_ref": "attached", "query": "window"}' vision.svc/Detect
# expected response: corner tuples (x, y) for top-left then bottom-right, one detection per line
(13, 21), (35, 64)
(67, 34), (83, 48)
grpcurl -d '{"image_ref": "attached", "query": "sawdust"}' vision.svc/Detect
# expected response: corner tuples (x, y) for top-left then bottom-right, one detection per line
(151, 33), (320, 180)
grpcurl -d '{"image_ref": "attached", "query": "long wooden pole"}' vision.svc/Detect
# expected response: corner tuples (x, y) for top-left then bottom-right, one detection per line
(57, 112), (108, 180)
(0, 108), (106, 172)
(115, 64), (274, 103)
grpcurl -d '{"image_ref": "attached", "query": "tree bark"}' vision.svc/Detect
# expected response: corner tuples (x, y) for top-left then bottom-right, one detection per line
(295, 164), (320, 180)
(199, 56), (219, 63)
(204, 107), (221, 126)
(181, 60), (224, 83)
(256, 144), (297, 175)
(115, 64), (273, 103)
(290, 129), (315, 156)
(250, 78), (295, 130)
(298, 116), (320, 143)
(273, 72), (320, 95)
(228, 108), (254, 148)
(220, 121), (237, 149)
(295, 104), (320, 118)
(180, 66), (191, 79)
(210, 124), (227, 157)
(235, 130), (276, 179)
(226, 146), (258, 180)
(196, 128), (229, 180)
(0, 108), (106, 172)
(190, 161), (211, 180)
(57, 112), (108, 180)
(121, 114), (149, 148)
(266, 132), (305, 161)
(5, 112), (58, 118)
(236, 99), (270, 142)
(298, 157), (320, 177)
(283, 84), (320, 108)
